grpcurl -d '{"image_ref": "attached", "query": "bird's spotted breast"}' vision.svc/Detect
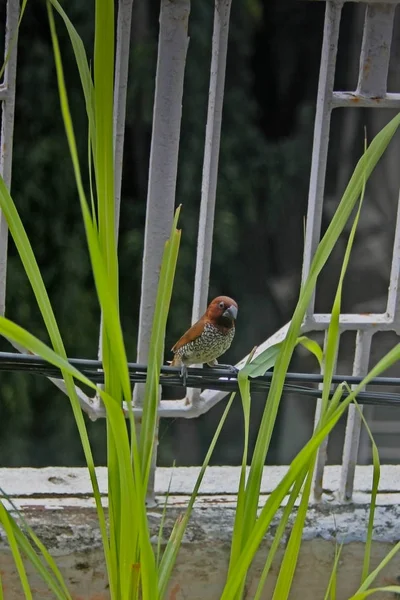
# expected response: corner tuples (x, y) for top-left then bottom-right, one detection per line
(174, 322), (235, 366)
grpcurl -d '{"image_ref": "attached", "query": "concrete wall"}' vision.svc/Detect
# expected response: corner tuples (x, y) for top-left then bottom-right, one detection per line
(1, 466), (400, 599)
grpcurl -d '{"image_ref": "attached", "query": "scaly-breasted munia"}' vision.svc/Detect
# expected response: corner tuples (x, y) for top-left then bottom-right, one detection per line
(171, 296), (238, 385)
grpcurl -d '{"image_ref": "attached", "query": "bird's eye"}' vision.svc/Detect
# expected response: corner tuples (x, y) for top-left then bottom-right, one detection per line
(219, 301), (225, 309)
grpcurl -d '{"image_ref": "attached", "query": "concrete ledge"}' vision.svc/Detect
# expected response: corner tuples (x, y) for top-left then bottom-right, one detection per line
(1, 466), (400, 599)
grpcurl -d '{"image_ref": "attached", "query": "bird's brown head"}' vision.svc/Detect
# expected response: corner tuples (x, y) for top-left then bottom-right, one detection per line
(205, 296), (238, 328)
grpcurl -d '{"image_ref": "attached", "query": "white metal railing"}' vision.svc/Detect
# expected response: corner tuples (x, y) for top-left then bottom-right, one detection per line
(2, 0), (400, 503)
(0, 0), (19, 318)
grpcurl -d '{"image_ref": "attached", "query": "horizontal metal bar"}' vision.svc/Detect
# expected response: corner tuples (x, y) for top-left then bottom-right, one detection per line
(194, 311), (399, 413)
(0, 85), (8, 100)
(304, 312), (400, 331)
(332, 91), (400, 108)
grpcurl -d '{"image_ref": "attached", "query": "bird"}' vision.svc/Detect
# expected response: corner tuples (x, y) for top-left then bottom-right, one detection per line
(170, 296), (238, 386)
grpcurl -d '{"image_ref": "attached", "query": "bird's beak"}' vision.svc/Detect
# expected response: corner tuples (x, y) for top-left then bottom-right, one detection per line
(223, 305), (238, 321)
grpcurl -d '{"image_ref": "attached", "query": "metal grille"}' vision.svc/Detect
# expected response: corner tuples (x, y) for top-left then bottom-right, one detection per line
(2, 0), (400, 502)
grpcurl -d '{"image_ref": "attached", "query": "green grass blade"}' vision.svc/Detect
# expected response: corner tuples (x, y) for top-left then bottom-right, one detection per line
(0, 488), (72, 599)
(47, 0), (96, 151)
(140, 207), (181, 487)
(220, 405), (346, 599)
(241, 342), (282, 377)
(94, 0), (115, 266)
(0, 502), (32, 600)
(348, 397), (381, 584)
(0, 31), (111, 597)
(350, 586), (400, 599)
(7, 517), (70, 599)
(0, 317), (101, 390)
(229, 118), (397, 589)
(0, 314), (115, 594)
(0, 0), (29, 81)
(323, 543), (343, 600)
(157, 464), (175, 568)
(220, 341), (400, 599)
(158, 393), (236, 598)
(88, 115), (98, 229)
(227, 350), (256, 597)
(326, 382), (345, 418)
(92, 0), (120, 424)
(320, 141), (366, 415)
(272, 462), (315, 600)
(253, 474), (306, 600)
(47, 0), (131, 404)
(297, 336), (323, 369)
(46, 5), (140, 596)
(349, 539), (400, 597)
(363, 437), (380, 584)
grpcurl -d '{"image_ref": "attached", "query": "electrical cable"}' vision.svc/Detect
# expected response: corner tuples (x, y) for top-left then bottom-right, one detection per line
(0, 351), (399, 407)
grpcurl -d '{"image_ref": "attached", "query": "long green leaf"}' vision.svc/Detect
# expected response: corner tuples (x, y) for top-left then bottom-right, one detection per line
(272, 464), (315, 600)
(349, 539), (400, 598)
(140, 208), (181, 488)
(0, 489), (71, 599)
(158, 393), (236, 598)
(225, 113), (400, 595)
(220, 342), (400, 598)
(253, 473), (307, 600)
(47, 0), (96, 152)
(350, 586), (400, 599)
(0, 0), (29, 81)
(323, 543), (343, 600)
(0, 502), (32, 600)
(227, 350), (256, 599)
(0, 8), (112, 594)
(349, 397), (381, 584)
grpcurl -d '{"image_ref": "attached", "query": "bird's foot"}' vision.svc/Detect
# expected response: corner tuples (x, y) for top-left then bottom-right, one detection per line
(209, 363), (239, 378)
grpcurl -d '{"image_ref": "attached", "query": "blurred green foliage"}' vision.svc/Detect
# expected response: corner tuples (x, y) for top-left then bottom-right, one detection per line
(0, 0), (321, 466)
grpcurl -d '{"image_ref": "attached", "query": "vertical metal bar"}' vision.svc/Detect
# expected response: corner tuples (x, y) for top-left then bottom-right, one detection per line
(191, 0), (232, 322)
(134, 0), (190, 382)
(113, 0), (133, 236)
(133, 0), (190, 502)
(339, 330), (373, 500)
(189, 0), (232, 404)
(302, 1), (343, 318)
(356, 3), (395, 98)
(386, 192), (400, 325)
(0, 0), (20, 316)
(313, 406), (329, 500)
(313, 330), (340, 500)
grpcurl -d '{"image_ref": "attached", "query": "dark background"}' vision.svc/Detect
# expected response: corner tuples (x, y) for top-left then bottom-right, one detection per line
(1, 0), (399, 468)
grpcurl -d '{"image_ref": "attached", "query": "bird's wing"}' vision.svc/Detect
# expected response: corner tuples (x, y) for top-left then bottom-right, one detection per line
(171, 319), (205, 353)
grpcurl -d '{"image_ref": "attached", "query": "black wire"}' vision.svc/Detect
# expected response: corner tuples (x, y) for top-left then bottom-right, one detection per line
(0, 351), (400, 407)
